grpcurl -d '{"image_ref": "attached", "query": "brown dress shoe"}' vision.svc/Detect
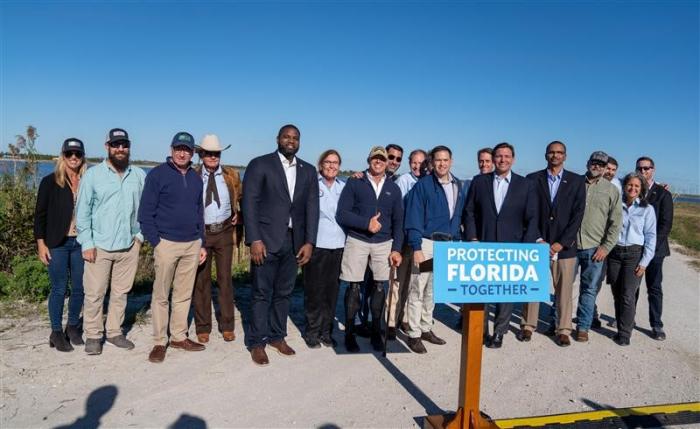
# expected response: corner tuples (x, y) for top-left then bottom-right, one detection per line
(251, 347), (269, 366)
(575, 330), (589, 342)
(517, 329), (533, 342)
(269, 340), (296, 356)
(197, 333), (210, 343)
(222, 331), (235, 342)
(148, 345), (166, 363)
(557, 334), (571, 347)
(169, 338), (205, 351)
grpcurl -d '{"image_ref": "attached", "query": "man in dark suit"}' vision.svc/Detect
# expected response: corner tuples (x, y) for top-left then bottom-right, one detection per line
(242, 124), (320, 366)
(636, 156), (673, 341)
(522, 141), (586, 347)
(463, 142), (540, 348)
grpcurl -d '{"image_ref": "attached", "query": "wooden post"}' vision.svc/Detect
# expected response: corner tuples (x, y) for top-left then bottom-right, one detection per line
(424, 304), (496, 429)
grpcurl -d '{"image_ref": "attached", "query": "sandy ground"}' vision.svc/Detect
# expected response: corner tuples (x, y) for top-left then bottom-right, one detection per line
(1, 245), (698, 428)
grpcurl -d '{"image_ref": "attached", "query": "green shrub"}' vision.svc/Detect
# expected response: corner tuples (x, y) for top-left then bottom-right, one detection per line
(6, 255), (50, 302)
(0, 271), (11, 297)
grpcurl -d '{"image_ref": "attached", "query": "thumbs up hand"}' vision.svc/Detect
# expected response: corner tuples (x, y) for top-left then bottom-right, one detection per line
(368, 212), (382, 234)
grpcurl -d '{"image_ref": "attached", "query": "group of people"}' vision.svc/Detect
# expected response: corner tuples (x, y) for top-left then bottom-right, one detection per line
(33, 124), (673, 367)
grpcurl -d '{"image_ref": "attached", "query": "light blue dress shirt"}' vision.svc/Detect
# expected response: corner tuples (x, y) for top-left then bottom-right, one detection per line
(547, 169), (562, 203)
(617, 198), (657, 267)
(493, 171), (511, 214)
(202, 166), (232, 225)
(396, 172), (419, 198)
(316, 175), (346, 249)
(76, 161), (146, 251)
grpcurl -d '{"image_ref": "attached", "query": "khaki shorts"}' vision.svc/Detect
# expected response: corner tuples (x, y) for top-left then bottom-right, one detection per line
(340, 236), (393, 282)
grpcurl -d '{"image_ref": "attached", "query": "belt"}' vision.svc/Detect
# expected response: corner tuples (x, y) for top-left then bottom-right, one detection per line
(205, 219), (231, 234)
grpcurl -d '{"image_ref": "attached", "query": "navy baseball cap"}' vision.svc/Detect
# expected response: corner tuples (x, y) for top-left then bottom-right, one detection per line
(106, 128), (130, 145)
(171, 132), (195, 150)
(61, 138), (85, 154)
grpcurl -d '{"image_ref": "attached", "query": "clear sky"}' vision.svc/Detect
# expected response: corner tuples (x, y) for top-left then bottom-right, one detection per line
(1, 1), (698, 193)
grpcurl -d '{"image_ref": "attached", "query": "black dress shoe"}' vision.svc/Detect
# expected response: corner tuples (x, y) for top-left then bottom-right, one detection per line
(487, 333), (503, 349)
(304, 336), (321, 349)
(320, 337), (337, 348)
(591, 318), (602, 329)
(651, 328), (666, 341)
(517, 330), (532, 342)
(421, 331), (446, 345)
(613, 334), (630, 346)
(345, 333), (360, 353)
(386, 327), (397, 341)
(483, 335), (491, 347)
(407, 337), (427, 354)
(370, 332), (384, 351)
(354, 323), (371, 338)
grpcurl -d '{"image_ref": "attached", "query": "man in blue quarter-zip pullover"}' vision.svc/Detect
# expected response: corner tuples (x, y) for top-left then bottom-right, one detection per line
(404, 145), (465, 354)
(337, 146), (404, 353)
(138, 132), (208, 363)
(77, 128), (146, 356)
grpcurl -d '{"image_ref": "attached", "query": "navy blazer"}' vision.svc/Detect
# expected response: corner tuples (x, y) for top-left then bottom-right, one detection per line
(463, 172), (540, 243)
(527, 169), (586, 259)
(646, 182), (673, 257)
(242, 151), (320, 254)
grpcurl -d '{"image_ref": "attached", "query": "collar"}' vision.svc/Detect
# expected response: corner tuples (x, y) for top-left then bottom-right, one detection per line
(366, 170), (386, 183)
(318, 173), (339, 184)
(435, 172), (456, 185)
(494, 171), (512, 183)
(203, 165), (222, 178)
(166, 156), (192, 172)
(585, 173), (601, 184)
(277, 151), (297, 166)
(547, 169), (562, 181)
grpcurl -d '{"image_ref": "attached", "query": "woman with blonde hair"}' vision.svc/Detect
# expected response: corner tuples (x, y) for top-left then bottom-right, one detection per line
(34, 138), (87, 352)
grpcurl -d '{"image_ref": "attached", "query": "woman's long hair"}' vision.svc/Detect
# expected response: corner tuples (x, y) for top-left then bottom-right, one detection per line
(621, 172), (649, 207)
(54, 153), (87, 188)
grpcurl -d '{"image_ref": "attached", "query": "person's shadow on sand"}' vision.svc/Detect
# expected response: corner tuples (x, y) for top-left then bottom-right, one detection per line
(169, 414), (207, 429)
(53, 385), (118, 429)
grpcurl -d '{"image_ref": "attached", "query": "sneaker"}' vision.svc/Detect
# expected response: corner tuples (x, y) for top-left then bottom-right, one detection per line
(85, 339), (103, 355)
(651, 328), (666, 341)
(106, 335), (135, 350)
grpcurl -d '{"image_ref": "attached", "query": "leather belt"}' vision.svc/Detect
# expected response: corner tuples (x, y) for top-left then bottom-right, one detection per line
(206, 218), (231, 234)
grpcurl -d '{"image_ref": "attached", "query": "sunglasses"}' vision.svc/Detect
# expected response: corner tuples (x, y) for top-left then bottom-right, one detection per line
(590, 161), (606, 167)
(636, 166), (654, 171)
(64, 151), (83, 159)
(387, 155), (402, 162)
(108, 141), (130, 149)
(173, 145), (193, 153)
(202, 151), (221, 158)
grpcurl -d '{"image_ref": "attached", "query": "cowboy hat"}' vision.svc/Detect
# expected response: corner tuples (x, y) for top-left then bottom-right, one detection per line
(196, 134), (231, 152)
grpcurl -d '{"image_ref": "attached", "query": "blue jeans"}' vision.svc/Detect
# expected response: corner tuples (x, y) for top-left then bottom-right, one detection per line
(47, 237), (85, 331)
(576, 247), (605, 331)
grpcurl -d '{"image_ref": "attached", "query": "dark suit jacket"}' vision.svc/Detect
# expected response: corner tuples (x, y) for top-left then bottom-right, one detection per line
(463, 172), (540, 243)
(526, 169), (586, 259)
(242, 151), (320, 254)
(646, 182), (673, 257)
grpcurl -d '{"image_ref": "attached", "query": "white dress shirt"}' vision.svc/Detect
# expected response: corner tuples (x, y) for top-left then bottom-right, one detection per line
(493, 171), (512, 214)
(278, 151), (297, 227)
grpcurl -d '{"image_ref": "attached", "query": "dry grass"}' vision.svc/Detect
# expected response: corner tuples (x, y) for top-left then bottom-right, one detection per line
(670, 202), (700, 270)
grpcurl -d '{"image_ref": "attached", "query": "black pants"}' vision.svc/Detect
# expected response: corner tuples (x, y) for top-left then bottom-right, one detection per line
(607, 245), (643, 339)
(246, 231), (297, 349)
(640, 255), (665, 328)
(485, 303), (514, 336)
(303, 247), (343, 341)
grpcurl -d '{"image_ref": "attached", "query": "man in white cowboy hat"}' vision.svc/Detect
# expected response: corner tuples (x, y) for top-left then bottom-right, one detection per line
(192, 134), (242, 344)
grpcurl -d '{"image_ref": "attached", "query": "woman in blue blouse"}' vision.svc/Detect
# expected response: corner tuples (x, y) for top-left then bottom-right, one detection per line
(607, 172), (657, 346)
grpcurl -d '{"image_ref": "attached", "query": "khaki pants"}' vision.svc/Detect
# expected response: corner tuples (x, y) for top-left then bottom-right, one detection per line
(522, 257), (576, 334)
(407, 238), (435, 339)
(83, 241), (140, 339)
(386, 244), (412, 328)
(151, 238), (201, 346)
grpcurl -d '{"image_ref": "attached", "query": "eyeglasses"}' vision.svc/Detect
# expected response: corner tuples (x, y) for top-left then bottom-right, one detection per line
(202, 151), (221, 158)
(108, 141), (130, 149)
(322, 160), (340, 166)
(636, 166), (654, 171)
(64, 151), (83, 159)
(388, 155), (402, 162)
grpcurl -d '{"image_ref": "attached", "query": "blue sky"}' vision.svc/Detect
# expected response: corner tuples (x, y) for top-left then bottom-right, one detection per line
(1, 1), (698, 193)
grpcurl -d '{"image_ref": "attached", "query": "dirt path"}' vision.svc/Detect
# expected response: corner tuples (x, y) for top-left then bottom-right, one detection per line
(1, 246), (698, 428)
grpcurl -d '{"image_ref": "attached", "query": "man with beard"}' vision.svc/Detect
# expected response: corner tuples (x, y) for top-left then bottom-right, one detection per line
(242, 124), (319, 366)
(76, 128), (147, 355)
(574, 151), (621, 343)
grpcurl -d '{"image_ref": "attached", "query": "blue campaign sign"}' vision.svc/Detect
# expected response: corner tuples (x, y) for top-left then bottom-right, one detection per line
(433, 242), (550, 304)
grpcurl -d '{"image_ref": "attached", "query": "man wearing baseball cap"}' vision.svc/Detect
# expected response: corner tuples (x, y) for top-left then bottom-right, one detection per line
(138, 132), (208, 363)
(192, 134), (242, 344)
(76, 128), (147, 355)
(574, 151), (622, 343)
(336, 146), (404, 353)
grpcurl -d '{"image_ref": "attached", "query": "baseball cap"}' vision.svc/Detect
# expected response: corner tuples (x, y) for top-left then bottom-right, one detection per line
(61, 138), (85, 154)
(588, 151), (609, 164)
(368, 146), (388, 160)
(171, 132), (195, 150)
(106, 128), (130, 145)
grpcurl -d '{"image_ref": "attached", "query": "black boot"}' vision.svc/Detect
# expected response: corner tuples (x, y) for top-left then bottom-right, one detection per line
(49, 330), (73, 352)
(344, 283), (362, 353)
(369, 281), (386, 351)
(370, 319), (384, 351)
(65, 324), (84, 346)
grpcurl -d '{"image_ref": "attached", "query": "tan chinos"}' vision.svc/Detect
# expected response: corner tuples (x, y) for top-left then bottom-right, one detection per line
(521, 257), (576, 334)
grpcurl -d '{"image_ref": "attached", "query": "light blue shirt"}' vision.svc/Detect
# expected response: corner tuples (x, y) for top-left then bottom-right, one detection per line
(493, 171), (511, 214)
(76, 161), (146, 251)
(547, 169), (562, 202)
(396, 172), (419, 199)
(316, 175), (346, 249)
(202, 166), (232, 225)
(618, 199), (657, 267)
